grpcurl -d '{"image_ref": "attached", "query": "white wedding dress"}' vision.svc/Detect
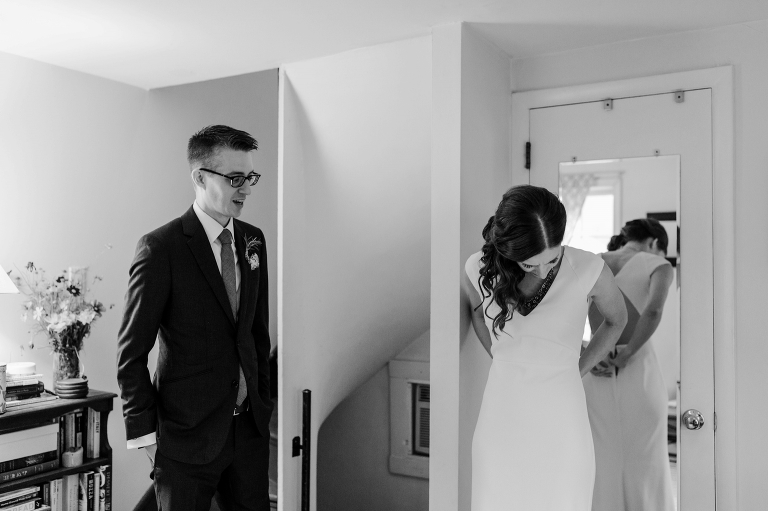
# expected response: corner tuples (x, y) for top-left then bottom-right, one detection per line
(465, 246), (604, 511)
(583, 251), (675, 511)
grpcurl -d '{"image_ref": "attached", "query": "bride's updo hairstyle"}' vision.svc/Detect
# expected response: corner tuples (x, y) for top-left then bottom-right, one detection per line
(607, 218), (669, 254)
(478, 185), (567, 334)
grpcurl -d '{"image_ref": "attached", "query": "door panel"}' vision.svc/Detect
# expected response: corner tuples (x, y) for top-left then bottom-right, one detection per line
(528, 90), (714, 510)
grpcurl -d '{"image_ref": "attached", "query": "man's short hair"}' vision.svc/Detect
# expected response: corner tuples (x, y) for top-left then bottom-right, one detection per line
(187, 125), (258, 167)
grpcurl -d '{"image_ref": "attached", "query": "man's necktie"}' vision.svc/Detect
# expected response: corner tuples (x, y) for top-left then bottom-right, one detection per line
(218, 229), (247, 407)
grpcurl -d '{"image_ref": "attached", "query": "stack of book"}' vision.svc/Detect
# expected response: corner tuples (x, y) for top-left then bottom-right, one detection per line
(0, 466), (111, 511)
(0, 409), (112, 510)
(5, 373), (58, 410)
(0, 419), (60, 485)
(0, 484), (52, 510)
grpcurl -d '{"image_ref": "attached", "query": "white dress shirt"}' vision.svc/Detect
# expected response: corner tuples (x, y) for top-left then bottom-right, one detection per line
(127, 202), (241, 449)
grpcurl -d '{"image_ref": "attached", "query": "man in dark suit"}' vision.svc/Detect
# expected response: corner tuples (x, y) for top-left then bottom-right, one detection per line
(117, 125), (273, 511)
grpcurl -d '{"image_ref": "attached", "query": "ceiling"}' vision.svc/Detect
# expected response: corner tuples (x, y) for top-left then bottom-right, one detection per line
(1, 0), (767, 90)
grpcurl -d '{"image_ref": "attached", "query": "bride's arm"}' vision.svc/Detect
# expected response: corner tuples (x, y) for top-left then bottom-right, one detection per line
(579, 264), (627, 377)
(611, 264), (674, 368)
(463, 271), (494, 358)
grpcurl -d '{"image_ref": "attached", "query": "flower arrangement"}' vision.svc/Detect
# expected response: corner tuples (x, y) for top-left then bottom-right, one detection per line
(243, 235), (262, 270)
(14, 262), (112, 354)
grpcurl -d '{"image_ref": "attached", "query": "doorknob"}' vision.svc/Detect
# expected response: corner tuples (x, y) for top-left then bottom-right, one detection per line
(682, 409), (705, 430)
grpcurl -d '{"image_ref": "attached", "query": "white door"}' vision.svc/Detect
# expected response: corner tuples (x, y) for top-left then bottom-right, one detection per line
(522, 89), (715, 510)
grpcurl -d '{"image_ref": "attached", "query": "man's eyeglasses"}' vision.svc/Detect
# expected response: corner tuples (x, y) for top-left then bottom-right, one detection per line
(199, 168), (261, 187)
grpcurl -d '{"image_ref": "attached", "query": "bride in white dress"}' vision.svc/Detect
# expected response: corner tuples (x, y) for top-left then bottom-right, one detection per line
(584, 218), (676, 511)
(464, 185), (627, 511)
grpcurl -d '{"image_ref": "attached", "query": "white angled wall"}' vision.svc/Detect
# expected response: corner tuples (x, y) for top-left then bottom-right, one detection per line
(279, 36), (432, 511)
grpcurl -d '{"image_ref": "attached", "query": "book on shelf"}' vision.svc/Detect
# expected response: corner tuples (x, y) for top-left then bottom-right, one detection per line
(57, 418), (64, 458)
(96, 466), (110, 511)
(5, 379), (42, 389)
(62, 475), (78, 511)
(5, 383), (44, 402)
(0, 496), (39, 508)
(5, 392), (59, 410)
(0, 424), (59, 464)
(4, 374), (43, 384)
(96, 470), (105, 511)
(87, 472), (96, 511)
(89, 472), (98, 511)
(0, 500), (40, 511)
(74, 412), (84, 453)
(1, 486), (38, 502)
(0, 451), (59, 474)
(63, 413), (75, 452)
(0, 485), (40, 506)
(0, 459), (60, 483)
(5, 380), (45, 397)
(48, 479), (61, 511)
(85, 410), (100, 459)
(77, 472), (95, 511)
(0, 418), (58, 438)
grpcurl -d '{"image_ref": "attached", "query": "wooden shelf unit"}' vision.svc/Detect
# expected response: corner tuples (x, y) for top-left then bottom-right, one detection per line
(0, 389), (116, 494)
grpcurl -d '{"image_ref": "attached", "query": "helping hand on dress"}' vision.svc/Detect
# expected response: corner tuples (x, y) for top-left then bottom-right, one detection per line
(590, 356), (614, 378)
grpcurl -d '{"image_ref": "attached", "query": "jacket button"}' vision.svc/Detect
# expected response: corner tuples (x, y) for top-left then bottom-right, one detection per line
(231, 379), (238, 387)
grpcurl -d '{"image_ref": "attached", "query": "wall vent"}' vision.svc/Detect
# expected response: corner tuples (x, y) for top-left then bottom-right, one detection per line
(412, 383), (430, 456)
(388, 359), (429, 479)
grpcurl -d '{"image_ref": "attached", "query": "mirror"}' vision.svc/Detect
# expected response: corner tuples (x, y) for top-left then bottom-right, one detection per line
(560, 155), (680, 510)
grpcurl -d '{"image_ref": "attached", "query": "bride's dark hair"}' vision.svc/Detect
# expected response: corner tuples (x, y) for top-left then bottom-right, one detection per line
(477, 185), (567, 334)
(607, 218), (669, 254)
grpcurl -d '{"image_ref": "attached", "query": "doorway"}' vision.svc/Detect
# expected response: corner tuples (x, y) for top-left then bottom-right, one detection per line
(511, 67), (735, 510)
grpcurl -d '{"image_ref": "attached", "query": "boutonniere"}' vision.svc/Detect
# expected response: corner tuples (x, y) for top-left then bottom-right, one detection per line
(243, 235), (262, 270)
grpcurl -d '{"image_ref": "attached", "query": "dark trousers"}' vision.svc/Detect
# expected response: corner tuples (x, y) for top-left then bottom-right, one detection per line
(153, 411), (270, 511)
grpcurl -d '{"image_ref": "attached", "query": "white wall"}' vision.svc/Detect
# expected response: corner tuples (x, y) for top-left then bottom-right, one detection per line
(0, 50), (147, 510)
(429, 24), (463, 511)
(430, 23), (511, 511)
(510, 22), (768, 508)
(316, 331), (429, 511)
(0, 50), (278, 511)
(458, 27), (512, 511)
(279, 36), (432, 511)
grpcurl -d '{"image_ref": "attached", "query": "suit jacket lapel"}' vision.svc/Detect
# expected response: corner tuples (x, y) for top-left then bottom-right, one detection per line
(182, 207), (237, 327)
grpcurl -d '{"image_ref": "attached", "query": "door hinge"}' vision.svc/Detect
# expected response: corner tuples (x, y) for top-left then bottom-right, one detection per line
(525, 142), (531, 170)
(713, 411), (717, 432)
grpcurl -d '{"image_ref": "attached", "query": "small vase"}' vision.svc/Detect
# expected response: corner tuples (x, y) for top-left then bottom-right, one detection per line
(53, 349), (81, 382)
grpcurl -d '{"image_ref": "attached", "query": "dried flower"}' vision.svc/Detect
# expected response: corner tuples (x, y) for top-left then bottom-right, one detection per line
(243, 235), (262, 270)
(14, 262), (113, 353)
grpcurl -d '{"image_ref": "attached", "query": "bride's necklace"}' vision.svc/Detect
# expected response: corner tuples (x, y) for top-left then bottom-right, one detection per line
(517, 266), (557, 313)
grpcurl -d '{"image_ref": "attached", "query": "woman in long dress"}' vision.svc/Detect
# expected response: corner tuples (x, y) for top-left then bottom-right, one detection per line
(464, 185), (627, 511)
(584, 218), (676, 511)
